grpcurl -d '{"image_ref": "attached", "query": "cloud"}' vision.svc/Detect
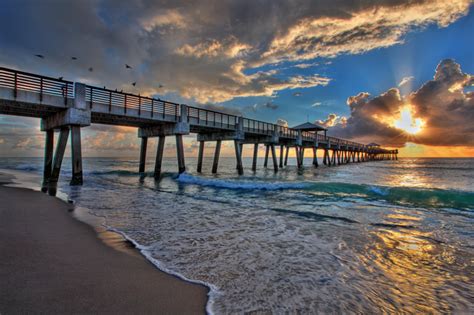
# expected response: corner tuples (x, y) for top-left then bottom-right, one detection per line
(326, 59), (474, 147)
(0, 0), (469, 106)
(398, 76), (415, 87)
(276, 119), (288, 127)
(259, 0), (471, 65)
(317, 114), (346, 128)
(311, 102), (322, 107)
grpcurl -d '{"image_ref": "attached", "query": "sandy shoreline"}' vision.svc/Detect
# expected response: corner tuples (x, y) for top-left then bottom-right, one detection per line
(0, 172), (209, 314)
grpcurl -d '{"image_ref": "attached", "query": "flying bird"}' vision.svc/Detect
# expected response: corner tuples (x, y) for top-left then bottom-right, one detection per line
(132, 82), (136, 87)
(88, 67), (94, 72)
(71, 57), (77, 60)
(35, 54), (44, 59)
(125, 64), (132, 69)
(158, 84), (164, 88)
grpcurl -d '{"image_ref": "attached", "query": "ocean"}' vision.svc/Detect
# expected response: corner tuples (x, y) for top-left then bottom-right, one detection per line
(1, 156), (473, 313)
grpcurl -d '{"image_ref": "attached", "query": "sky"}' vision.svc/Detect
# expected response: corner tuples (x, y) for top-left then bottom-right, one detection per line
(0, 0), (473, 158)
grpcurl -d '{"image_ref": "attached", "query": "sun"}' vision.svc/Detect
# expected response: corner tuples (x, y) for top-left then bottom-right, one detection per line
(393, 106), (425, 135)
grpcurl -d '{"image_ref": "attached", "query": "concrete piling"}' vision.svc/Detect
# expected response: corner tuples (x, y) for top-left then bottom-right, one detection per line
(197, 141), (204, 173)
(41, 129), (54, 193)
(212, 140), (222, 174)
(234, 140), (244, 175)
(70, 126), (83, 185)
(154, 136), (165, 179)
(176, 135), (186, 174)
(252, 143), (258, 172)
(48, 127), (69, 196)
(139, 137), (148, 173)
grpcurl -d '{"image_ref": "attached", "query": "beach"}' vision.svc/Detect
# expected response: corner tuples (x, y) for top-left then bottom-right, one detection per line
(0, 172), (208, 314)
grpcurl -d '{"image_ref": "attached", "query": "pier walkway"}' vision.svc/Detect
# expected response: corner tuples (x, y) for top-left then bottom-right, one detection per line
(0, 66), (397, 195)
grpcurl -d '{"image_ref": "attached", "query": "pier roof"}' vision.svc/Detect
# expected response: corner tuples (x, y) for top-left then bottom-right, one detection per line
(291, 122), (327, 131)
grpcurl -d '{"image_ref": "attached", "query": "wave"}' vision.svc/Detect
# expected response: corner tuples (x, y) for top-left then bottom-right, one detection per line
(176, 173), (309, 190)
(175, 174), (474, 210)
(9, 164), (41, 172)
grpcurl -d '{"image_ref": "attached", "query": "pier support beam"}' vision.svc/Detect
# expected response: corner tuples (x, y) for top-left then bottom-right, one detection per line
(279, 145), (284, 168)
(176, 135), (186, 174)
(41, 130), (54, 193)
(234, 141), (244, 175)
(284, 146), (289, 166)
(70, 126), (83, 186)
(139, 137), (148, 173)
(197, 141), (204, 173)
(312, 147), (318, 167)
(154, 136), (165, 179)
(252, 143), (258, 172)
(296, 147), (302, 168)
(264, 145), (269, 167)
(48, 127), (69, 196)
(212, 140), (222, 174)
(271, 144), (278, 173)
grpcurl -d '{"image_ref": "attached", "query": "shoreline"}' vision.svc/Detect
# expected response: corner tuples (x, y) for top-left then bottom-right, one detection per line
(0, 171), (209, 314)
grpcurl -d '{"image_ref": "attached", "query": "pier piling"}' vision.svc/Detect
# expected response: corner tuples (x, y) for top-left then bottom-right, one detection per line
(48, 127), (69, 196)
(197, 141), (204, 173)
(212, 140), (221, 174)
(252, 143), (258, 172)
(154, 136), (165, 179)
(139, 137), (148, 173)
(41, 130), (54, 193)
(70, 126), (83, 185)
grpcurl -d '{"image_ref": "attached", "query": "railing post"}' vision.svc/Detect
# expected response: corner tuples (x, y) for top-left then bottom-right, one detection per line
(124, 94), (127, 114)
(13, 72), (17, 98)
(138, 95), (141, 116)
(40, 78), (43, 103)
(151, 99), (154, 118)
(109, 91), (112, 112)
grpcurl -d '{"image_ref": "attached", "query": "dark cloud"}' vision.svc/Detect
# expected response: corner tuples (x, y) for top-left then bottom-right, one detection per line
(327, 59), (474, 147)
(0, 0), (470, 104)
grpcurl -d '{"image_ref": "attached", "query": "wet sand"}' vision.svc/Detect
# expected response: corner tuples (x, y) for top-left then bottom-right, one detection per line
(0, 175), (208, 314)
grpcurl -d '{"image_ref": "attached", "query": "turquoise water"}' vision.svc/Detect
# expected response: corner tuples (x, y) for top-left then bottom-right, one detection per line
(1, 157), (473, 313)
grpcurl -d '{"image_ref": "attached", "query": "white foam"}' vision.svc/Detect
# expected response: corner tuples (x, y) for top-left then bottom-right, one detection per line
(105, 225), (222, 315)
(176, 173), (308, 190)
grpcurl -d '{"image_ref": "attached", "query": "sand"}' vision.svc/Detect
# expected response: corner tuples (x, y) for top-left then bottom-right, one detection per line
(0, 177), (209, 314)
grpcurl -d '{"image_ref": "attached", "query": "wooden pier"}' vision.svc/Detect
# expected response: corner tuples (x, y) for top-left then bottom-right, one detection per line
(0, 66), (398, 195)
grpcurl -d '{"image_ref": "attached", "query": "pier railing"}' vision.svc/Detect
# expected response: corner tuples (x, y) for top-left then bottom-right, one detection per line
(0, 67), (74, 105)
(85, 85), (180, 120)
(187, 106), (237, 129)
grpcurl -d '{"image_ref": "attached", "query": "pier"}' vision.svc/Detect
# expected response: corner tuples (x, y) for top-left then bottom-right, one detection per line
(0, 66), (397, 195)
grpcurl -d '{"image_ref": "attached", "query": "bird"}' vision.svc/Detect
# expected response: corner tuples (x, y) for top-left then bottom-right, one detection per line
(125, 64), (132, 69)
(158, 84), (164, 88)
(132, 82), (136, 87)
(58, 76), (63, 80)
(35, 54), (44, 59)
(103, 86), (106, 89)
(88, 67), (93, 72)
(71, 57), (77, 60)
(120, 89), (123, 93)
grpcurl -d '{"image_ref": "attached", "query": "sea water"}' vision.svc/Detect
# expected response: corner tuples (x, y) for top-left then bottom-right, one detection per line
(1, 157), (473, 313)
